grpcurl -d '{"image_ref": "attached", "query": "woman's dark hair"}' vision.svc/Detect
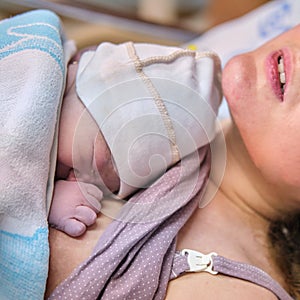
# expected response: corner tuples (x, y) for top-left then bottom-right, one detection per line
(269, 214), (300, 299)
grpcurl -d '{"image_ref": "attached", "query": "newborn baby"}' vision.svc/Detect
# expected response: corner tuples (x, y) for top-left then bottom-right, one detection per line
(49, 42), (221, 237)
(49, 46), (119, 237)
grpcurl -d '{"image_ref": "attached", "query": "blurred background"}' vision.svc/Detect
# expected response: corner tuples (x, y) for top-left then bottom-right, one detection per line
(0, 0), (270, 49)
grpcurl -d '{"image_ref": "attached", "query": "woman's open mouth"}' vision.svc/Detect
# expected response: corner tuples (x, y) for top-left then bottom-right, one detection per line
(266, 49), (290, 102)
(277, 55), (286, 95)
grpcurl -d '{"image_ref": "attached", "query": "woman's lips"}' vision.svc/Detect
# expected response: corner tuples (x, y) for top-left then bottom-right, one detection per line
(265, 48), (290, 101)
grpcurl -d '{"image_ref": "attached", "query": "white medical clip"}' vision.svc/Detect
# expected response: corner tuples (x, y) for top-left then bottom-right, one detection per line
(181, 249), (218, 275)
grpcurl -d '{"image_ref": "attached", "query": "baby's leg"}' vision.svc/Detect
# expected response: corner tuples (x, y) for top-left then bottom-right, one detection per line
(49, 180), (103, 237)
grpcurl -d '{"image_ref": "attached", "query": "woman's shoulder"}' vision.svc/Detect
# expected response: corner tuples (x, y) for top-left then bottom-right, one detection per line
(165, 271), (277, 300)
(171, 186), (280, 300)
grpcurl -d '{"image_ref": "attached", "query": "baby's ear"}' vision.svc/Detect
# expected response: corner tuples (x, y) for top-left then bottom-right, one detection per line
(65, 62), (78, 94)
(70, 45), (98, 63)
(65, 48), (95, 94)
(65, 46), (98, 95)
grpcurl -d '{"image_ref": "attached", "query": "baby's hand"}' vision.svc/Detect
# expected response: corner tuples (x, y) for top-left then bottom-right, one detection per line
(49, 180), (103, 237)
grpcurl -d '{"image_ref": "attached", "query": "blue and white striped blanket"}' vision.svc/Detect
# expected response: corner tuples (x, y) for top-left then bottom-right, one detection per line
(0, 10), (74, 299)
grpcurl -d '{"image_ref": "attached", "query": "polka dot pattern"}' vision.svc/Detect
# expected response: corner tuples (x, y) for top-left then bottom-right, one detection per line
(48, 148), (210, 300)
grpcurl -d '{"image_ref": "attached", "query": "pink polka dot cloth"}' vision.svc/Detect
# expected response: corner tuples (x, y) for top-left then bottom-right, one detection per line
(48, 148), (210, 300)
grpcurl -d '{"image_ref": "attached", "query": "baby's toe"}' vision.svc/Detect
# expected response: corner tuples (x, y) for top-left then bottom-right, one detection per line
(75, 205), (97, 227)
(63, 219), (86, 237)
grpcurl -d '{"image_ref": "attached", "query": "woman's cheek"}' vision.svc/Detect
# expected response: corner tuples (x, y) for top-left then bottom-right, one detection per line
(222, 53), (256, 117)
(242, 127), (300, 189)
(223, 54), (280, 182)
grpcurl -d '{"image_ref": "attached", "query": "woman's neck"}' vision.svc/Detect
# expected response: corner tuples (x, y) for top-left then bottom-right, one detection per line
(179, 120), (273, 247)
(215, 120), (287, 222)
(198, 119), (289, 285)
(178, 120), (288, 286)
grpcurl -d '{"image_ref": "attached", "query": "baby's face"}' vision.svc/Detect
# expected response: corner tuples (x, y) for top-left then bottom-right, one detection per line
(57, 48), (120, 194)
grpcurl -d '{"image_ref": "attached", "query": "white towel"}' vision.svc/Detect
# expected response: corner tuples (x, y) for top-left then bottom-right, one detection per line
(0, 9), (75, 299)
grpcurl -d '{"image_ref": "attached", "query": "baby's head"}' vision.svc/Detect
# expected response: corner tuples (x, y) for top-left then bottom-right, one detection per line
(58, 45), (120, 194)
(61, 42), (222, 198)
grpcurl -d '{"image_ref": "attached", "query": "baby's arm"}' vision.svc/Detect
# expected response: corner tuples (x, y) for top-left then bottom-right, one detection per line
(49, 179), (103, 237)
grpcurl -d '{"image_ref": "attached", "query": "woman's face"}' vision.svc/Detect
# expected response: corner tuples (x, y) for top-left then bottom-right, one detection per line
(222, 25), (300, 192)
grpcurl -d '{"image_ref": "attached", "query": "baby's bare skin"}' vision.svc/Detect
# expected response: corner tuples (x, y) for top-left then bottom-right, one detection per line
(49, 49), (120, 237)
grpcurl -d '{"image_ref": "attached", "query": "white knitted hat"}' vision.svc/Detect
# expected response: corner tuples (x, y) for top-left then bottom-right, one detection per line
(76, 42), (222, 198)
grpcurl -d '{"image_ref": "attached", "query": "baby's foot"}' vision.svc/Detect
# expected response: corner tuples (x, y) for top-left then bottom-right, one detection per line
(49, 180), (103, 237)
